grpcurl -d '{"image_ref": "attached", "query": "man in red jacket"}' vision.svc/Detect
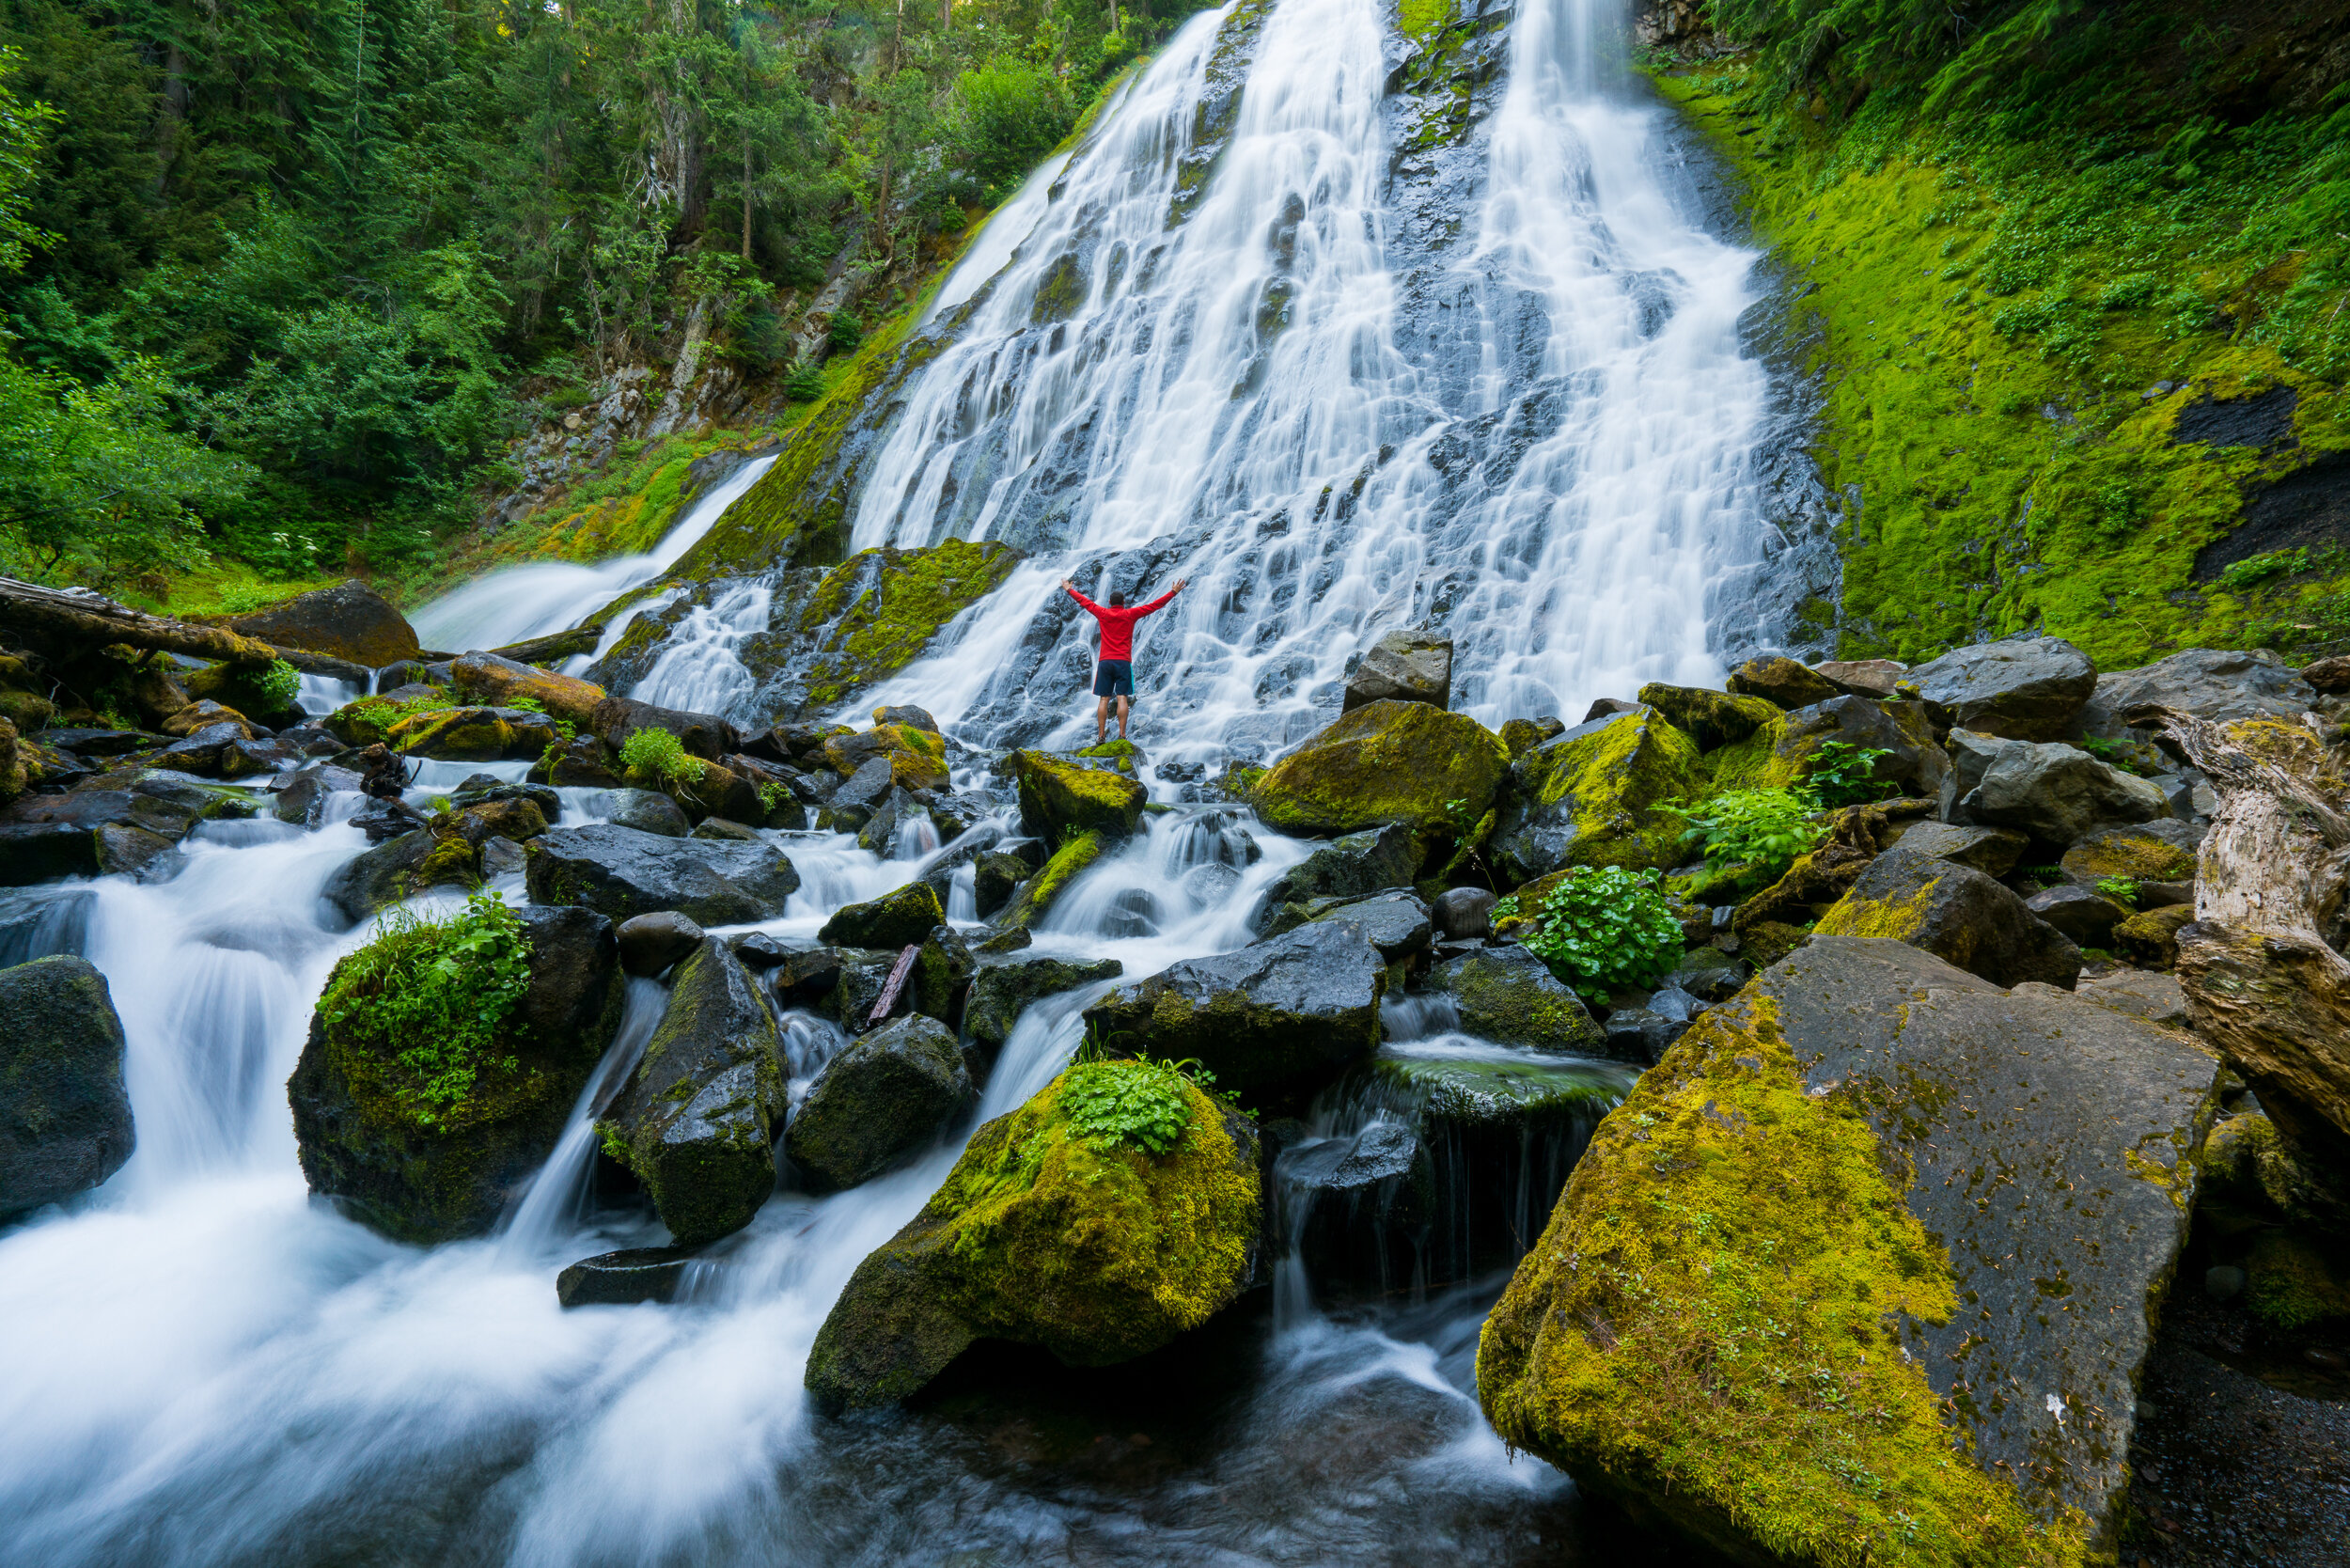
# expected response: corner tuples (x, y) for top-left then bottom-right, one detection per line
(1061, 575), (1186, 745)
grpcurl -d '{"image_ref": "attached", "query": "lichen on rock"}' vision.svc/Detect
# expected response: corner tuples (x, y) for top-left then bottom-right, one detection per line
(1250, 699), (1508, 840)
(1491, 706), (1700, 883)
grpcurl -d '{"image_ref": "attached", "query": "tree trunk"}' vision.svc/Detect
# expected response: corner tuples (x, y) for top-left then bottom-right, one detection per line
(0, 577), (281, 667)
(2153, 707), (2350, 1139)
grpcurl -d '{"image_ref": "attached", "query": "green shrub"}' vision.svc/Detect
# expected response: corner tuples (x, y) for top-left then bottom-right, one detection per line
(951, 59), (1076, 199)
(256, 658), (301, 710)
(784, 362), (826, 402)
(319, 891), (533, 1128)
(1493, 866), (1685, 1003)
(1059, 1057), (1198, 1155)
(1801, 740), (1897, 808)
(1665, 788), (1825, 877)
(619, 725), (703, 787)
(2219, 548), (2311, 592)
(216, 581), (272, 614)
(2095, 875), (2141, 906)
(825, 310), (864, 355)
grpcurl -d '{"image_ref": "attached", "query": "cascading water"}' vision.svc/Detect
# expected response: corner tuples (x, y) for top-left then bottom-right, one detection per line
(0, 0), (1784, 1560)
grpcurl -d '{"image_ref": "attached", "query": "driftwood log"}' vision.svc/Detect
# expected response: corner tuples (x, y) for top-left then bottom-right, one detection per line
(0, 575), (280, 667)
(2153, 705), (2350, 1146)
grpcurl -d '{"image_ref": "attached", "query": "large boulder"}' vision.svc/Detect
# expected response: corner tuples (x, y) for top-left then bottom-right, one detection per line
(1421, 947), (1604, 1055)
(0, 956), (133, 1217)
(1775, 695), (1946, 798)
(1010, 749), (1146, 843)
(288, 905), (623, 1243)
(1256, 823), (1417, 917)
(321, 823), (481, 924)
(1634, 683), (1779, 751)
(784, 1014), (972, 1191)
(964, 956), (1125, 1052)
(1883, 818), (2028, 877)
(1083, 921), (1386, 1096)
(2058, 819), (2201, 886)
(1941, 733), (2169, 845)
(227, 579), (422, 667)
(448, 651), (605, 729)
(1250, 700), (1509, 839)
(805, 1062), (1261, 1409)
(817, 880), (944, 949)
(1725, 655), (1841, 710)
(524, 823), (799, 926)
(1261, 888), (1433, 960)
(1341, 629), (1453, 713)
(1814, 846), (2081, 988)
(1491, 707), (1700, 884)
(385, 705), (560, 762)
(601, 938), (785, 1247)
(2080, 647), (2316, 735)
(588, 694), (740, 762)
(822, 723), (950, 792)
(1907, 635), (2097, 741)
(1478, 935), (2224, 1566)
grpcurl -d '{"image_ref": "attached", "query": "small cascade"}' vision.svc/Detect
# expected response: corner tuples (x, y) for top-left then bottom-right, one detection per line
(498, 978), (670, 1256)
(628, 579), (774, 716)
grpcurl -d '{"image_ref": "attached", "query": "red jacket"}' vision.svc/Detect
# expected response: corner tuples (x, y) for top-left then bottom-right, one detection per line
(1068, 587), (1176, 663)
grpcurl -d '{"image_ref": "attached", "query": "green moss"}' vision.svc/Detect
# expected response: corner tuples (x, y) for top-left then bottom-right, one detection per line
(999, 828), (1108, 928)
(2246, 1231), (2350, 1330)
(327, 689), (454, 747)
(1014, 750), (1147, 842)
(1502, 708), (1701, 877)
(1253, 700), (1511, 838)
(1074, 738), (1142, 773)
(1478, 996), (2071, 1566)
(2058, 829), (2197, 884)
(1814, 879), (1935, 944)
(1396, 0), (1454, 47)
(791, 540), (1023, 708)
(619, 726), (705, 788)
(1647, 54), (2350, 669)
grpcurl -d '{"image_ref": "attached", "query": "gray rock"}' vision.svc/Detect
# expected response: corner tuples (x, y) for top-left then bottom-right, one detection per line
(974, 851), (1029, 918)
(320, 829), (439, 924)
(1909, 635), (2098, 741)
(1661, 949), (1749, 1003)
(479, 836), (527, 877)
(618, 912), (705, 977)
(820, 756), (896, 830)
(1264, 888), (1433, 959)
(2024, 883), (2128, 948)
(1256, 823), (1417, 921)
(785, 1014), (972, 1192)
(1600, 1006), (1686, 1065)
(1818, 846), (2082, 989)
(0, 956), (133, 1217)
(447, 776), (562, 822)
(2076, 969), (2192, 1029)
(965, 956), (1126, 1051)
(1644, 985), (1707, 1023)
(603, 938), (785, 1247)
(689, 817), (765, 842)
(826, 948), (903, 1032)
(2080, 647), (2316, 736)
(1778, 694), (1945, 796)
(1341, 629), (1453, 713)
(2203, 1264), (2247, 1303)
(603, 789), (690, 838)
(524, 823), (799, 926)
(149, 721), (252, 776)
(556, 1247), (698, 1309)
(818, 880), (944, 949)
(1886, 818), (2029, 877)
(1085, 921), (1386, 1095)
(272, 766), (361, 827)
(1432, 886), (1498, 940)
(1942, 733), (2170, 845)
(1423, 945), (1605, 1054)
(1811, 658), (1905, 698)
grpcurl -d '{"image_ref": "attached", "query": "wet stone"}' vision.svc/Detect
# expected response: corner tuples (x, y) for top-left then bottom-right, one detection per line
(556, 1247), (699, 1309)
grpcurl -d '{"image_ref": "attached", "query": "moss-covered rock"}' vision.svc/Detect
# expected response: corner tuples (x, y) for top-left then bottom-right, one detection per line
(602, 937), (785, 1247)
(449, 651), (606, 728)
(1491, 707), (1700, 884)
(818, 879), (945, 949)
(1421, 947), (1603, 1054)
(1250, 699), (1508, 839)
(1814, 846), (2081, 988)
(1498, 716), (1565, 759)
(227, 578), (421, 666)
(1012, 749), (1147, 843)
(288, 906), (623, 1244)
(784, 1014), (971, 1191)
(1725, 655), (1842, 710)
(0, 955), (133, 1218)
(385, 705), (560, 762)
(1478, 934), (2224, 1567)
(2115, 902), (2196, 969)
(1073, 738), (1144, 774)
(823, 723), (949, 791)
(964, 956), (1125, 1051)
(994, 827), (1110, 931)
(2058, 820), (2201, 885)
(1635, 683), (1781, 750)
(804, 1064), (1261, 1409)
(2246, 1230), (2350, 1329)
(320, 824), (478, 924)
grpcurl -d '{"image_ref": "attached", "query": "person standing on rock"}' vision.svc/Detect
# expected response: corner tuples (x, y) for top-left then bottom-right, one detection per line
(1061, 576), (1185, 745)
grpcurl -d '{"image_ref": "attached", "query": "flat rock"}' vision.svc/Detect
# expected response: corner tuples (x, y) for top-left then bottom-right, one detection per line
(524, 823), (799, 926)
(556, 1247), (698, 1309)
(817, 880), (943, 949)
(1261, 888), (1433, 958)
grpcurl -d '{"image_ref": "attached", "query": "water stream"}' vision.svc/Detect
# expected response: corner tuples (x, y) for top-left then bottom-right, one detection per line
(0, 0), (1774, 1559)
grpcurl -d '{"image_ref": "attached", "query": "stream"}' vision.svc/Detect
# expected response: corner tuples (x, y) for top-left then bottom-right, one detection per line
(0, 0), (1787, 1560)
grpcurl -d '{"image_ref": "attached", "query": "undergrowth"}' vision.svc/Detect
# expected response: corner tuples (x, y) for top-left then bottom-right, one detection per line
(321, 890), (533, 1128)
(619, 726), (704, 788)
(1492, 866), (1685, 1002)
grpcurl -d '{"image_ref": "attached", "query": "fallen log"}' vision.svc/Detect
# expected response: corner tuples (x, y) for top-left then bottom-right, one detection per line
(2151, 705), (2350, 1142)
(0, 575), (280, 667)
(488, 624), (603, 664)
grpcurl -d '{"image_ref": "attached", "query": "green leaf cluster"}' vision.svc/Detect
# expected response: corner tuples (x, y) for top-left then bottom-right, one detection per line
(619, 725), (703, 788)
(1496, 866), (1685, 1004)
(1666, 788), (1826, 878)
(2094, 875), (2140, 907)
(255, 659), (302, 710)
(1058, 1058), (1198, 1156)
(1801, 741), (1896, 808)
(320, 890), (533, 1128)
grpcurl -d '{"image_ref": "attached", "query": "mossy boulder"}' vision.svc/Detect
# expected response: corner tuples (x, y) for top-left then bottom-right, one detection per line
(1340, 629), (1453, 713)
(1635, 683), (1780, 750)
(964, 956), (1125, 1052)
(819, 879), (945, 949)
(325, 691), (451, 749)
(1814, 846), (2081, 989)
(288, 906), (623, 1244)
(822, 723), (949, 792)
(994, 827), (1112, 931)
(602, 937), (785, 1247)
(1499, 716), (1565, 758)
(1725, 655), (1841, 710)
(321, 824), (481, 924)
(2246, 1230), (2350, 1329)
(227, 578), (421, 666)
(1073, 738), (1144, 774)
(1012, 749), (1146, 843)
(1083, 921), (1385, 1097)
(448, 651), (605, 728)
(524, 823), (800, 926)
(804, 1064), (1261, 1409)
(181, 661), (303, 728)
(0, 956), (133, 1218)
(1421, 946), (1605, 1055)
(1478, 935), (2225, 1568)
(1256, 823), (1418, 919)
(2058, 820), (2201, 886)
(385, 705), (560, 762)
(2115, 903), (2196, 969)
(1250, 699), (1507, 839)
(784, 1014), (972, 1192)
(1491, 708), (1700, 884)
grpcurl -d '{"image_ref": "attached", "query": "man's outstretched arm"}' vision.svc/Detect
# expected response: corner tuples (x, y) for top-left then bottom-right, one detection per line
(1134, 577), (1187, 617)
(1060, 578), (1104, 615)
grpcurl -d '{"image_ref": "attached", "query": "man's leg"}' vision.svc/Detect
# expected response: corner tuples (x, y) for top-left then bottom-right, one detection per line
(1095, 694), (1109, 745)
(1116, 695), (1131, 740)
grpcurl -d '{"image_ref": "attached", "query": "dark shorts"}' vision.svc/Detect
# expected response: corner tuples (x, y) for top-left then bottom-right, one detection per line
(1092, 659), (1134, 698)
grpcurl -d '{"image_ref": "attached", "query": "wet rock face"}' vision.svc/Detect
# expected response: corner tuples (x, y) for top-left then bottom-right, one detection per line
(524, 823), (800, 926)
(1423, 946), (1603, 1055)
(1941, 732), (2170, 845)
(805, 1068), (1261, 1411)
(227, 578), (422, 667)
(603, 789), (691, 838)
(1085, 921), (1386, 1096)
(603, 938), (785, 1247)
(1257, 823), (1417, 916)
(784, 1014), (971, 1192)
(617, 912), (704, 977)
(1259, 888), (1434, 959)
(556, 1247), (697, 1309)
(0, 956), (133, 1218)
(1479, 936), (2225, 1566)
(817, 880), (943, 950)
(1341, 629), (1453, 713)
(964, 955), (1125, 1052)
(1907, 635), (2098, 741)
(289, 907), (623, 1244)
(1815, 845), (2082, 989)
(1011, 749), (1147, 844)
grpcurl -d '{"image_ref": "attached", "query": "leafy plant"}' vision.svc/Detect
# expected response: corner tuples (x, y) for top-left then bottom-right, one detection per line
(254, 658), (302, 710)
(758, 779), (789, 814)
(1059, 1057), (1200, 1155)
(619, 725), (702, 787)
(2095, 876), (2141, 906)
(1665, 788), (1825, 876)
(216, 580), (273, 614)
(2219, 549), (2312, 592)
(1498, 865), (1685, 1003)
(2078, 735), (2157, 776)
(1802, 740), (1897, 808)
(319, 891), (533, 1128)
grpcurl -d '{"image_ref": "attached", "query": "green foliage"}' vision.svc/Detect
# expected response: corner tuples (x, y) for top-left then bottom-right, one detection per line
(1802, 741), (1896, 808)
(1665, 787), (1826, 876)
(320, 890), (533, 1128)
(619, 725), (702, 787)
(2219, 549), (2312, 593)
(757, 779), (789, 813)
(950, 58), (1076, 203)
(256, 659), (302, 711)
(1499, 865), (1685, 1003)
(1058, 1057), (1197, 1155)
(214, 581), (272, 614)
(2094, 875), (2140, 907)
